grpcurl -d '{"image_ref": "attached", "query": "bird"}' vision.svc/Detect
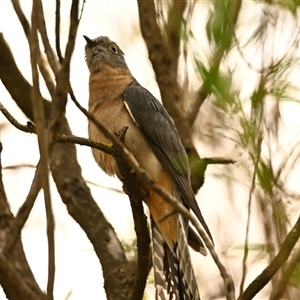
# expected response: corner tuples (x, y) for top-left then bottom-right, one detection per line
(84, 35), (213, 300)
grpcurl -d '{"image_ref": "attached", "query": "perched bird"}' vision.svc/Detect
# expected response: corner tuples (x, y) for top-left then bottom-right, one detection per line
(84, 35), (212, 300)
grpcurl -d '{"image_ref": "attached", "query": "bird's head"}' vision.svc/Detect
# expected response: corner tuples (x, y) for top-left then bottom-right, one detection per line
(84, 35), (129, 72)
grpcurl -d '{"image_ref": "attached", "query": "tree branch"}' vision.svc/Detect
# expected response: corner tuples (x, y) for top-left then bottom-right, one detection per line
(0, 143), (46, 300)
(0, 99), (235, 300)
(0, 101), (114, 155)
(0, 32), (49, 119)
(238, 215), (300, 300)
(269, 243), (300, 300)
(113, 128), (151, 300)
(137, 0), (209, 194)
(70, 82), (234, 300)
(55, 0), (63, 63)
(30, 3), (55, 298)
(11, 0), (57, 100)
(0, 26), (135, 300)
(38, 1), (60, 75)
(0, 96), (151, 299)
(0, 253), (45, 300)
(166, 0), (187, 67)
(136, 0), (185, 145)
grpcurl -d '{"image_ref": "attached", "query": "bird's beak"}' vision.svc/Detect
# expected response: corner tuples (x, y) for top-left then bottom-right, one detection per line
(83, 35), (96, 47)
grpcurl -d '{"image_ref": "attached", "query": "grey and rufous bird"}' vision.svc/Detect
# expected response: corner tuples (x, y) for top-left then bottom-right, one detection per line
(84, 35), (213, 300)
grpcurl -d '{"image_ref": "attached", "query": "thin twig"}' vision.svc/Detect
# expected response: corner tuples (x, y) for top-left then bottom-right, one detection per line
(55, 0), (63, 63)
(30, 2), (55, 299)
(37, 1), (60, 75)
(48, 0), (79, 135)
(3, 164), (36, 170)
(64, 1), (79, 66)
(79, 0), (86, 22)
(0, 101), (114, 154)
(57, 133), (113, 154)
(11, 0), (56, 100)
(239, 72), (265, 295)
(41, 2), (79, 295)
(85, 181), (123, 194)
(239, 160), (257, 295)
(0, 102), (35, 133)
(0, 143), (46, 299)
(1, 162), (122, 194)
(239, 135), (263, 296)
(2, 162), (43, 254)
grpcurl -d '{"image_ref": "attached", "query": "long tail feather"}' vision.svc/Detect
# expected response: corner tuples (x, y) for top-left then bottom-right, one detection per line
(151, 217), (201, 300)
(175, 216), (200, 300)
(152, 219), (168, 300)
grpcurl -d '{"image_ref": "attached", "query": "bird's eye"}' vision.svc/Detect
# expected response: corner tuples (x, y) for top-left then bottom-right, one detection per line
(109, 44), (118, 54)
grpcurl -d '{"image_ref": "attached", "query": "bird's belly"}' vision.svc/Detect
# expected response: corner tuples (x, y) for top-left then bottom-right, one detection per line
(88, 101), (162, 180)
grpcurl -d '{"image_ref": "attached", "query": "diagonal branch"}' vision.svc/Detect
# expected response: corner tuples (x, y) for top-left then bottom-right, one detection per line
(10, 0), (56, 99)
(0, 142), (46, 300)
(71, 92), (151, 300)
(10, 0), (30, 37)
(2, 162), (43, 255)
(0, 100), (234, 298)
(269, 243), (300, 300)
(0, 32), (49, 119)
(0, 253), (45, 300)
(238, 215), (300, 300)
(71, 85), (234, 300)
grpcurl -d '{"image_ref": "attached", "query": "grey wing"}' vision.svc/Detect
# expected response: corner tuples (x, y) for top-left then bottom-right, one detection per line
(123, 81), (212, 241)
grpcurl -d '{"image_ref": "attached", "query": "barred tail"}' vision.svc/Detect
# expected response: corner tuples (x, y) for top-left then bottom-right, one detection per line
(151, 217), (201, 300)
